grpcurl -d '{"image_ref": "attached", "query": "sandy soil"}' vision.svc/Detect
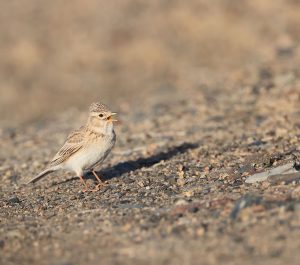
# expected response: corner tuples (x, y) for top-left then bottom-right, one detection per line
(1, 1), (300, 265)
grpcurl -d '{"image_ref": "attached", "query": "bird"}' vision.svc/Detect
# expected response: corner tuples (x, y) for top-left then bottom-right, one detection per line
(27, 102), (117, 192)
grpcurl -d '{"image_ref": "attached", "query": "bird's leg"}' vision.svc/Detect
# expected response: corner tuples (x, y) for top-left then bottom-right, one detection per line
(91, 171), (106, 191)
(79, 175), (89, 192)
(92, 171), (105, 183)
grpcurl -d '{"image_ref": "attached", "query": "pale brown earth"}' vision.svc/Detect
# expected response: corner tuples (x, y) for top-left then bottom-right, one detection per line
(1, 1), (300, 265)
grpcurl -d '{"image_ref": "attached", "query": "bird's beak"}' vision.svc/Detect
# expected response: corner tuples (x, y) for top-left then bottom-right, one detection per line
(107, 113), (117, 122)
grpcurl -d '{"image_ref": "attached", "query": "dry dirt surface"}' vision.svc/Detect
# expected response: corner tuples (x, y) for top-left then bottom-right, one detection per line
(1, 1), (300, 265)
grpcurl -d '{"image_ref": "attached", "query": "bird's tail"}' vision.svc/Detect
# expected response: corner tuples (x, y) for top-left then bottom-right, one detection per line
(27, 168), (55, 184)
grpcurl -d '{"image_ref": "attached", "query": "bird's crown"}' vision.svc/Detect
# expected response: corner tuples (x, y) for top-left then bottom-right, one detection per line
(89, 102), (110, 113)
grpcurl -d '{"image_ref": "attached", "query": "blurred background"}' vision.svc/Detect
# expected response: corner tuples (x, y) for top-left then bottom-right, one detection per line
(1, 0), (300, 125)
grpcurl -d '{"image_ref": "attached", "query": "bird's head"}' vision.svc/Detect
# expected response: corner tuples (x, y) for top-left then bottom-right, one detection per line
(88, 102), (117, 133)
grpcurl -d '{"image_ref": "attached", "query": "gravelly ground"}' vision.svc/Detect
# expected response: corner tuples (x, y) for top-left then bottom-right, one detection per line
(1, 1), (300, 265)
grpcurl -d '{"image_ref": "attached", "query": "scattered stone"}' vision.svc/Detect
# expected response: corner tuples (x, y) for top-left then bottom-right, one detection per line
(8, 196), (21, 204)
(268, 173), (300, 184)
(230, 194), (262, 220)
(291, 186), (300, 199)
(245, 162), (297, 183)
(0, 240), (5, 249)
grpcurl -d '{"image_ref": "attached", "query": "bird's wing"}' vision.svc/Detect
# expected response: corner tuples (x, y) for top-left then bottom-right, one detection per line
(50, 126), (86, 167)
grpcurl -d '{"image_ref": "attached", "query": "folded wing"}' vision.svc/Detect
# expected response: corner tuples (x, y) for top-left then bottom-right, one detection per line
(50, 126), (86, 166)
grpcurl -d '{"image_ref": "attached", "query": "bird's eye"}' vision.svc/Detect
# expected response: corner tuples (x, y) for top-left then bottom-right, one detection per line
(99, 114), (104, 118)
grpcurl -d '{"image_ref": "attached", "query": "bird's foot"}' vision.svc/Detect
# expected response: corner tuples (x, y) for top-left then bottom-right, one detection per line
(91, 182), (106, 192)
(81, 187), (90, 193)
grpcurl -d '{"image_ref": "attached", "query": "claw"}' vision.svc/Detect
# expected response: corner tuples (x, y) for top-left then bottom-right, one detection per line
(91, 182), (106, 192)
(79, 173), (107, 192)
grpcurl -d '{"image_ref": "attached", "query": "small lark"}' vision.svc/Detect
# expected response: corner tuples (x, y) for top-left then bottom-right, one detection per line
(27, 102), (117, 192)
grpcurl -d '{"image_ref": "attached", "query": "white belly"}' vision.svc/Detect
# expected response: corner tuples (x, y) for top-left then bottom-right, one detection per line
(64, 134), (115, 174)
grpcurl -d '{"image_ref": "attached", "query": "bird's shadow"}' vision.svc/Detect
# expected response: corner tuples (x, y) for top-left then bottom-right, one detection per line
(57, 142), (199, 185)
(97, 142), (199, 181)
